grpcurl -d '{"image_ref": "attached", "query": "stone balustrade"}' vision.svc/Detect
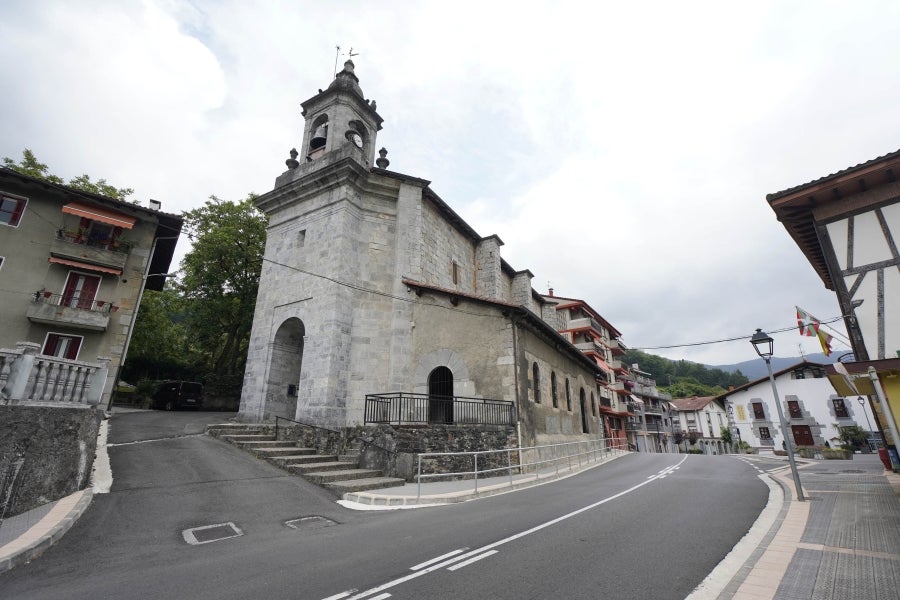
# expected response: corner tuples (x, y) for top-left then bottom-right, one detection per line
(0, 342), (107, 407)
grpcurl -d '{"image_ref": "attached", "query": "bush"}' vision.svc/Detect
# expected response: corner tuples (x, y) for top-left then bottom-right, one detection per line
(822, 449), (852, 460)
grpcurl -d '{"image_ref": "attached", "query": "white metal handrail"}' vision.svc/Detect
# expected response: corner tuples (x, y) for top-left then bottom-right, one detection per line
(415, 437), (629, 501)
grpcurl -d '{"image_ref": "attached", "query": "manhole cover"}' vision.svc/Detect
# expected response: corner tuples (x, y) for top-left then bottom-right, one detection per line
(182, 522), (243, 545)
(285, 516), (337, 530)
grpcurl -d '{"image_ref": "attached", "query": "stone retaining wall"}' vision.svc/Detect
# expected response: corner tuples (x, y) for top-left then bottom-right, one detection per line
(0, 405), (102, 517)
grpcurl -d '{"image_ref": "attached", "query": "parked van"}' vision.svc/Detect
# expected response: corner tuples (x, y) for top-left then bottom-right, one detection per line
(150, 381), (204, 410)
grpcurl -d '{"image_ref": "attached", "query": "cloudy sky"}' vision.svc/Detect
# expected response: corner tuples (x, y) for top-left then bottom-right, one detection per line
(2, 1), (897, 366)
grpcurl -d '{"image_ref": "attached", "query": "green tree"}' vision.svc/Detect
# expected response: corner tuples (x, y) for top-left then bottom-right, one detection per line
(720, 426), (733, 446)
(124, 287), (199, 382)
(178, 195), (266, 379)
(3, 148), (134, 201)
(836, 424), (867, 451)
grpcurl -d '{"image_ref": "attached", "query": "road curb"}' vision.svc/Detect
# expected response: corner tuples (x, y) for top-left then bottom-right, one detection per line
(0, 488), (93, 574)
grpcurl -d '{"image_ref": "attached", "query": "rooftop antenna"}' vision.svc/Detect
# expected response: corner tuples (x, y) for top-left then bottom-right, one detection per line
(798, 343), (807, 360)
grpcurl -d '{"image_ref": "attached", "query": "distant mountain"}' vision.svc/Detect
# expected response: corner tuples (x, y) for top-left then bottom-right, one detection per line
(711, 353), (839, 381)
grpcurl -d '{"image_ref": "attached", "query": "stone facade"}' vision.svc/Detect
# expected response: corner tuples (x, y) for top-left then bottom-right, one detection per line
(239, 61), (607, 449)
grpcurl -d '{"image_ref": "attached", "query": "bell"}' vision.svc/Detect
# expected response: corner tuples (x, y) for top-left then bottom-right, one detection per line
(309, 124), (327, 150)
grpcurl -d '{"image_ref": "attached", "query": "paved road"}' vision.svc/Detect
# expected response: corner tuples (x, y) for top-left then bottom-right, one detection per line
(0, 411), (771, 600)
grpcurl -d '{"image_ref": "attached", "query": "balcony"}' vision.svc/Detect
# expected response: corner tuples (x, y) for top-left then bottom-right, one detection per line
(609, 381), (627, 393)
(608, 359), (627, 372)
(574, 340), (606, 355)
(27, 292), (117, 331)
(51, 229), (132, 272)
(567, 316), (603, 335)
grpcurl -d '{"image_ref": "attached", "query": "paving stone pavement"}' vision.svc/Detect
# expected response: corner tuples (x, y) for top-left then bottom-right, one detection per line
(725, 454), (900, 600)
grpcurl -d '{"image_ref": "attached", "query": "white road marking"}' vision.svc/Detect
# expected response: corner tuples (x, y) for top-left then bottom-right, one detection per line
(332, 456), (688, 600)
(321, 590), (357, 600)
(447, 550), (499, 571)
(411, 548), (468, 571)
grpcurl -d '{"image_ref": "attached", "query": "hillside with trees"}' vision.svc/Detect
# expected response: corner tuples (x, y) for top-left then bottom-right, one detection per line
(623, 349), (750, 398)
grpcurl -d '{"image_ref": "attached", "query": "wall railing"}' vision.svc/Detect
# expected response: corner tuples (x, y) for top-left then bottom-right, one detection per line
(414, 437), (628, 501)
(364, 392), (516, 427)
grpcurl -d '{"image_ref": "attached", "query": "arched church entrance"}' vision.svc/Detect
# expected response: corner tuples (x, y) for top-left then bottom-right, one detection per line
(264, 318), (305, 419)
(428, 366), (453, 424)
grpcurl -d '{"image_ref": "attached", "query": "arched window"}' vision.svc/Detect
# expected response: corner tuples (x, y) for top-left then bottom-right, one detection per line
(579, 388), (589, 433)
(551, 371), (558, 408)
(565, 378), (572, 412)
(532, 362), (541, 403)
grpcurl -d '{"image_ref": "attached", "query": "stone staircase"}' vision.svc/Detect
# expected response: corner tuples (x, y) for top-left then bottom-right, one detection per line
(206, 423), (405, 496)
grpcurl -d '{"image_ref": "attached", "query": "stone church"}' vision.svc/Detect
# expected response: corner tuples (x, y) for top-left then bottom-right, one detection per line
(239, 61), (606, 447)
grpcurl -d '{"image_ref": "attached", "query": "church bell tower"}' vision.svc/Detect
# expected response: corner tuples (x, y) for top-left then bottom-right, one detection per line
(296, 60), (383, 168)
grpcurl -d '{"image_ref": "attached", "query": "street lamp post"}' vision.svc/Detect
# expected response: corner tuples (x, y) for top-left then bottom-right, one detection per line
(858, 396), (875, 451)
(750, 328), (805, 501)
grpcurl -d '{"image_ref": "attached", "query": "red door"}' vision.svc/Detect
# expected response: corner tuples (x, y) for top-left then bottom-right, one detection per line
(792, 425), (814, 446)
(62, 273), (100, 309)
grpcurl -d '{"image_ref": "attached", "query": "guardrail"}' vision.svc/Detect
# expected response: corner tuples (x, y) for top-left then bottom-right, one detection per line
(414, 437), (628, 501)
(364, 392), (516, 426)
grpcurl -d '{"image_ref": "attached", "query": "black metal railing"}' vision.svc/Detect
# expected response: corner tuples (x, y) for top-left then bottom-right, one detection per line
(56, 229), (133, 254)
(365, 392), (516, 426)
(32, 291), (118, 313)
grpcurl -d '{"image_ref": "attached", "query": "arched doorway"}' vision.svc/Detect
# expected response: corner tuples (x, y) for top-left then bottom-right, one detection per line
(264, 318), (305, 419)
(579, 388), (589, 433)
(428, 366), (453, 424)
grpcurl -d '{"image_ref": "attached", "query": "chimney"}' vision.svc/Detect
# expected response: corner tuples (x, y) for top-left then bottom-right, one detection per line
(149, 199), (161, 211)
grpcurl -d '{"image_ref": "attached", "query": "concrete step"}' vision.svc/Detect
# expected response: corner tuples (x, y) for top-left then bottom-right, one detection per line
(265, 451), (322, 466)
(324, 477), (406, 494)
(250, 447), (309, 458)
(237, 440), (297, 450)
(285, 460), (359, 474)
(219, 434), (275, 444)
(206, 424), (268, 437)
(305, 469), (383, 484)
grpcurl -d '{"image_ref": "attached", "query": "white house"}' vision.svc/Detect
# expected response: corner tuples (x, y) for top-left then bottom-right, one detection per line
(720, 361), (877, 452)
(670, 396), (728, 455)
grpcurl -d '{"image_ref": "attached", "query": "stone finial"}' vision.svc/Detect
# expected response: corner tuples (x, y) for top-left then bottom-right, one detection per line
(286, 148), (299, 170)
(343, 59), (355, 73)
(376, 147), (390, 169)
(370, 99), (377, 111)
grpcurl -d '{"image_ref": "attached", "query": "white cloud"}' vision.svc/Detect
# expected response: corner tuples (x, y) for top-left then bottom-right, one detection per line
(2, 0), (896, 366)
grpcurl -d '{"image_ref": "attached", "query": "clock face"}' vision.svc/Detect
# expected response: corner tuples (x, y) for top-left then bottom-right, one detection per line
(350, 132), (363, 148)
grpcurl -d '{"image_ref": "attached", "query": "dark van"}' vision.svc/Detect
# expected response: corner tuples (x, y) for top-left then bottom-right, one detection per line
(151, 381), (204, 410)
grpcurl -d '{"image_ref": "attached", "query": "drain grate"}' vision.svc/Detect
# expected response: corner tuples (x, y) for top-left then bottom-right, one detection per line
(182, 522), (243, 545)
(285, 516), (337, 530)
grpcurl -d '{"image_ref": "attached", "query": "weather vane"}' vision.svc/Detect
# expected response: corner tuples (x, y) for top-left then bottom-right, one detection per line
(334, 45), (360, 76)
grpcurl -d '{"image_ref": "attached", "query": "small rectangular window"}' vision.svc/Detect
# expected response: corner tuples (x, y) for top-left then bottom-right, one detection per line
(298, 229), (306, 247)
(0, 193), (27, 227)
(451, 260), (459, 285)
(832, 398), (849, 418)
(42, 333), (83, 360)
(788, 400), (802, 419)
(759, 426), (771, 440)
(752, 402), (765, 419)
(0, 256), (4, 270)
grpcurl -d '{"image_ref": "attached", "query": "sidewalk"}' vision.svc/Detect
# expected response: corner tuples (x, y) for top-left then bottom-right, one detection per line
(693, 453), (900, 600)
(0, 488), (93, 573)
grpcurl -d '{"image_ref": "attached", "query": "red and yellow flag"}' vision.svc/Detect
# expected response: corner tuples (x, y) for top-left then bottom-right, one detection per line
(797, 306), (832, 355)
